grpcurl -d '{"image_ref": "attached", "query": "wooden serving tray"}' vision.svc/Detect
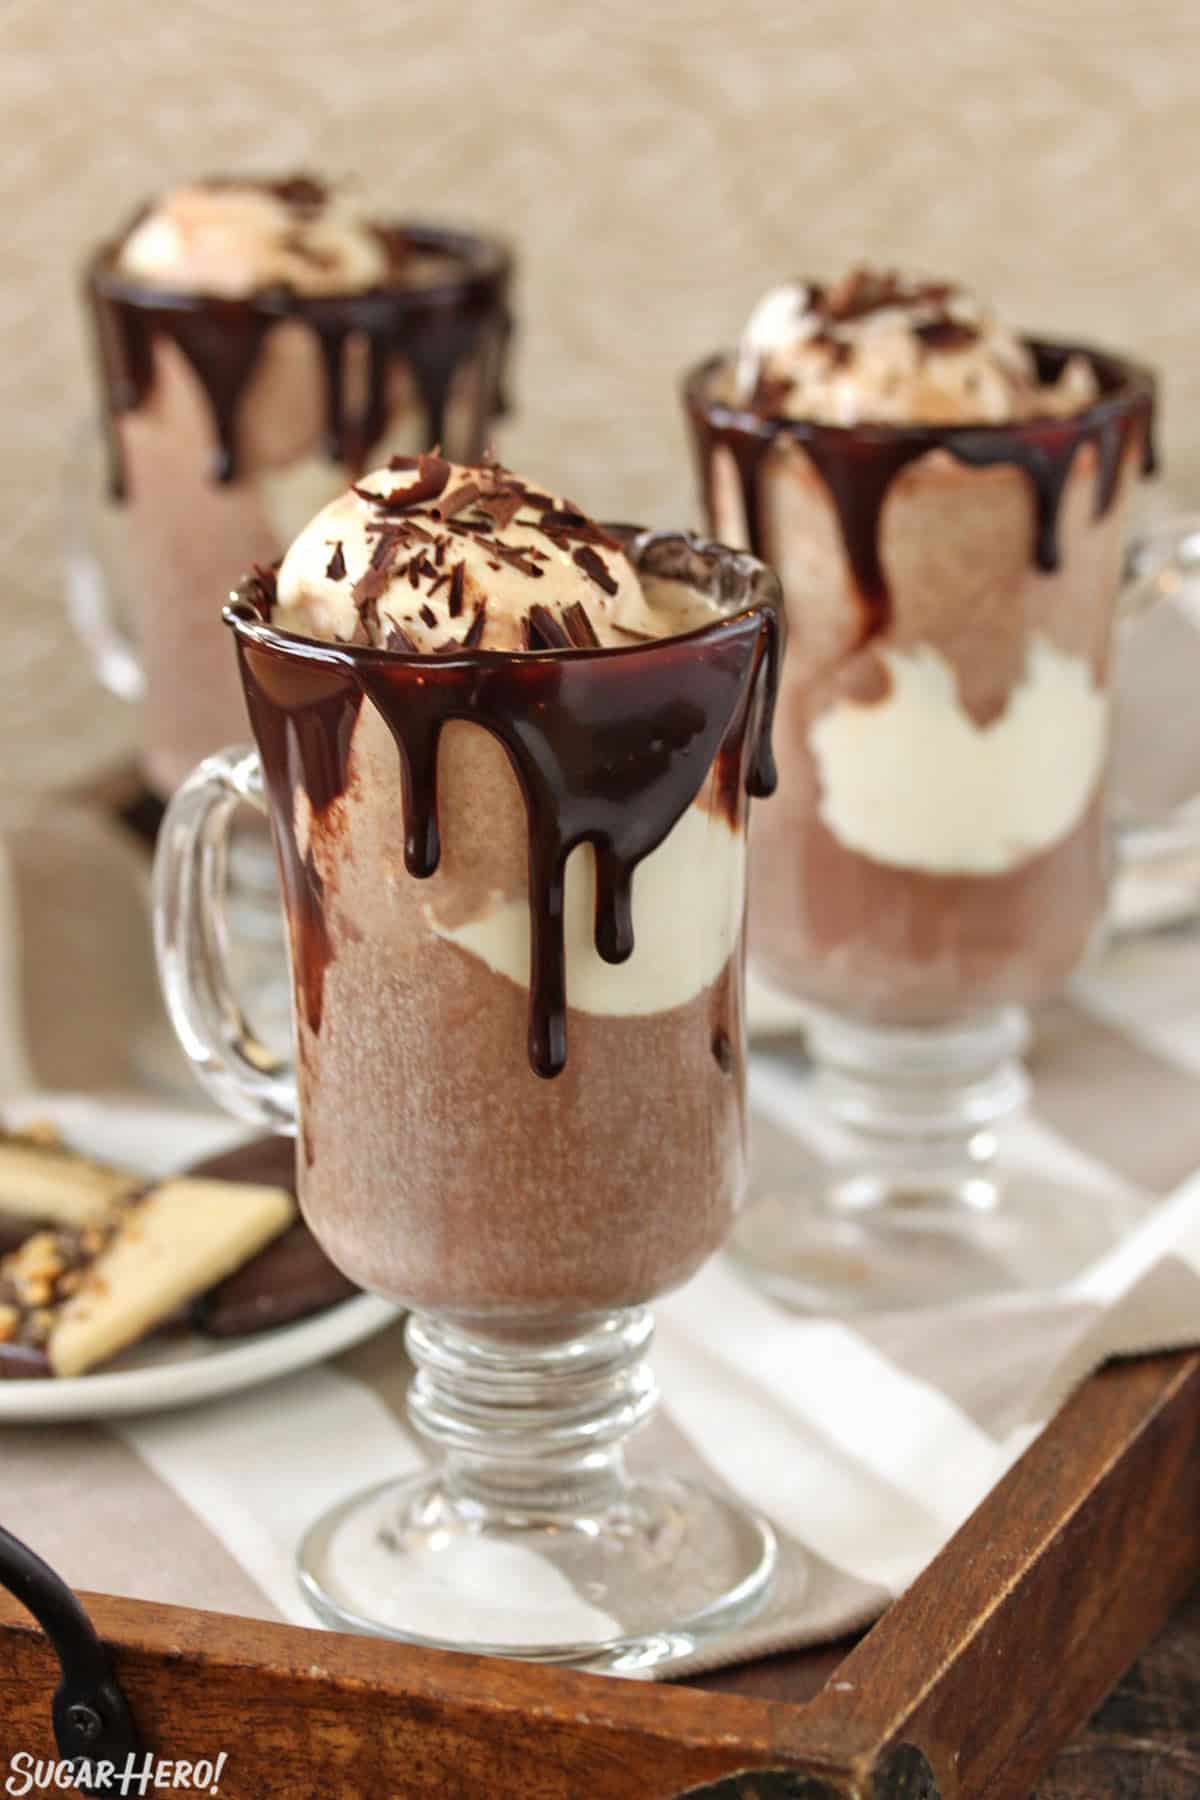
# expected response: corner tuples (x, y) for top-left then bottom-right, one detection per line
(3, 1338), (1198, 1797)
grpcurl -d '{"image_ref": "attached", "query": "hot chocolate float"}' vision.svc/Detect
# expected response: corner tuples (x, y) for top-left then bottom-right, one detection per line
(685, 267), (1159, 1311)
(155, 450), (785, 1667)
(82, 176), (512, 795)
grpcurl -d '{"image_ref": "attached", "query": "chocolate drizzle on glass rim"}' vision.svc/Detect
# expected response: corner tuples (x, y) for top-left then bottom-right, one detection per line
(684, 340), (1157, 632)
(227, 530), (782, 1081)
(86, 218), (513, 498)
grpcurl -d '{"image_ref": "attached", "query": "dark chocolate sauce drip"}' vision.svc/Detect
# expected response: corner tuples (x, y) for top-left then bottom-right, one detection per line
(686, 341), (1157, 636)
(111, 301), (278, 485)
(796, 439), (929, 616)
(231, 545), (780, 1080)
(593, 845), (635, 964)
(239, 655), (364, 1037)
(947, 432), (1078, 572)
(86, 225), (512, 500)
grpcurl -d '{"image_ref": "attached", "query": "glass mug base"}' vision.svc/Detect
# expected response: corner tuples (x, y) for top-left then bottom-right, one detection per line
(297, 1469), (778, 1672)
(732, 1006), (1148, 1314)
(729, 1170), (1148, 1315)
(298, 1307), (778, 1669)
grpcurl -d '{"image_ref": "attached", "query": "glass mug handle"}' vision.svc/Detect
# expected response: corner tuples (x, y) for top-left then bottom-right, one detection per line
(153, 745), (298, 1134)
(62, 413), (144, 703)
(1114, 517), (1200, 911)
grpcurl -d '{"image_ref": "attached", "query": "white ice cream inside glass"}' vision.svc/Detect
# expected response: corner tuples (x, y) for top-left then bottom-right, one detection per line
(809, 637), (1109, 876)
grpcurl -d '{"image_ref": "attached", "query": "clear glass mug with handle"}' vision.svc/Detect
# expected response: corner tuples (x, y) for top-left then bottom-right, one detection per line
(685, 344), (1200, 1312)
(153, 533), (784, 1673)
(69, 227), (514, 1068)
(67, 226), (514, 800)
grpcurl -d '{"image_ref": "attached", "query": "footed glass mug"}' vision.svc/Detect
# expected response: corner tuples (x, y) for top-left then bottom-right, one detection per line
(68, 224), (513, 799)
(71, 223), (513, 1087)
(686, 342), (1200, 1312)
(154, 532), (783, 1671)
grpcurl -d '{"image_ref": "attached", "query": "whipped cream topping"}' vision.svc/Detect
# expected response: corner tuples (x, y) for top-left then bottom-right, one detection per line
(117, 177), (388, 298)
(273, 455), (723, 652)
(732, 268), (1099, 426)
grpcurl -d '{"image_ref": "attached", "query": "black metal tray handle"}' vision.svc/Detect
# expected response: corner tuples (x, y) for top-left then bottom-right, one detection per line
(0, 1524), (141, 1779)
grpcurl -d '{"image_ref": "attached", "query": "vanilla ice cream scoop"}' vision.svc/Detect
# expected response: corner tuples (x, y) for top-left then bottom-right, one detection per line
(272, 454), (723, 652)
(732, 267), (1098, 425)
(117, 176), (388, 298)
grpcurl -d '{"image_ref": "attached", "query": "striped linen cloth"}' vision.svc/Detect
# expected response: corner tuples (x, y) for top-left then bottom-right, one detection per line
(3, 921), (1200, 1675)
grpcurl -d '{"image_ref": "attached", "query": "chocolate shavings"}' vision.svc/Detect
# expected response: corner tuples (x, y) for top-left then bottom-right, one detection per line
(914, 319), (980, 353)
(351, 529), (403, 606)
(488, 541), (545, 579)
(536, 509), (623, 552)
(325, 541), (347, 581)
(561, 601), (600, 646)
(476, 486), (526, 531)
(435, 481), (481, 519)
(448, 563), (466, 618)
(572, 545), (618, 596)
(462, 603), (488, 648)
(355, 451), (450, 513)
(525, 602), (600, 651)
(525, 605), (572, 650)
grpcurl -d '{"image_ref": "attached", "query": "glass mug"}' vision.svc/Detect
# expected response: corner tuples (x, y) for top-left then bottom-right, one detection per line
(68, 223), (513, 800)
(154, 531), (783, 1672)
(70, 223), (513, 1088)
(685, 343), (1200, 1311)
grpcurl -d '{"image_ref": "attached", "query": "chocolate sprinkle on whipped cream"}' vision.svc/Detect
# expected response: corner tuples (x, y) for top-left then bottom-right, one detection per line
(116, 175), (390, 300)
(731, 266), (1099, 426)
(271, 455), (724, 653)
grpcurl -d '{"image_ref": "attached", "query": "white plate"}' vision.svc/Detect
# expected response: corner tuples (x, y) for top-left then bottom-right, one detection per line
(0, 1092), (398, 1422)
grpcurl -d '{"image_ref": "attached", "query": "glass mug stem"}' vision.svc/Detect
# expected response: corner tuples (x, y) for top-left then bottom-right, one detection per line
(295, 1307), (778, 1667)
(808, 1005), (1030, 1212)
(736, 1009), (1044, 1313)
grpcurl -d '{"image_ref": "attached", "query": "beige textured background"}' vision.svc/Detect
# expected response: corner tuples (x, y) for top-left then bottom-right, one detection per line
(1, 0), (1196, 793)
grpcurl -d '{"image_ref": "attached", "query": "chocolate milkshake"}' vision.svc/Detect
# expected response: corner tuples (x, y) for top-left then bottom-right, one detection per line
(685, 270), (1155, 1023)
(156, 453), (783, 1662)
(84, 177), (512, 796)
(230, 454), (780, 1321)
